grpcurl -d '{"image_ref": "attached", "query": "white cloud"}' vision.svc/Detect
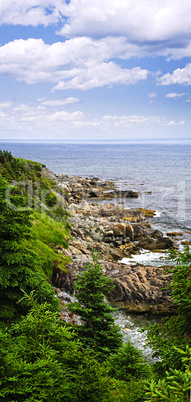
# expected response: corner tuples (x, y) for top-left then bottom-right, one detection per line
(0, 102), (13, 108)
(0, 0), (61, 26)
(165, 92), (187, 98)
(159, 64), (191, 85)
(0, 38), (148, 89)
(14, 104), (30, 111)
(0, 100), (167, 134)
(52, 64), (148, 91)
(40, 98), (79, 106)
(1, 1), (191, 60)
(57, 0), (191, 59)
(58, 0), (191, 42)
(47, 110), (83, 121)
(168, 120), (185, 126)
(102, 114), (161, 126)
(0, 97), (187, 139)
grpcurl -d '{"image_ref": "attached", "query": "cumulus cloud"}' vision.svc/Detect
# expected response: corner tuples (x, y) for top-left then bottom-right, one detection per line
(58, 0), (191, 41)
(52, 64), (148, 91)
(159, 64), (191, 85)
(1, 1), (191, 60)
(57, 0), (191, 59)
(0, 0), (61, 26)
(0, 38), (148, 89)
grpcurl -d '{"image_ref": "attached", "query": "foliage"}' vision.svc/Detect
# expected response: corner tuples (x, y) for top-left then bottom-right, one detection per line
(0, 173), (59, 323)
(145, 245), (191, 375)
(31, 211), (69, 249)
(0, 294), (119, 402)
(68, 254), (123, 359)
(165, 245), (191, 333)
(0, 150), (69, 220)
(26, 211), (70, 279)
(144, 346), (191, 401)
(0, 150), (47, 186)
(45, 191), (57, 207)
(106, 342), (151, 382)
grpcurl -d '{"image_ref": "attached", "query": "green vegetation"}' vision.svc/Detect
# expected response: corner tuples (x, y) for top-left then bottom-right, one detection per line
(145, 245), (191, 376)
(1, 150), (191, 400)
(0, 151), (70, 323)
(68, 254), (123, 360)
(27, 212), (70, 279)
(0, 173), (60, 322)
(0, 150), (46, 186)
(0, 295), (114, 402)
(143, 245), (191, 400)
(107, 342), (152, 382)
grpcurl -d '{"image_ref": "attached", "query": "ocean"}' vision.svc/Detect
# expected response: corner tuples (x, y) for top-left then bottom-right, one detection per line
(1, 140), (190, 357)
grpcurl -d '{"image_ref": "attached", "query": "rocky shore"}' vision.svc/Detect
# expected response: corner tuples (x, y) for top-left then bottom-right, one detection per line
(43, 168), (178, 314)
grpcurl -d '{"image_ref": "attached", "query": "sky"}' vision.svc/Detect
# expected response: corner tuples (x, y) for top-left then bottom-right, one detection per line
(0, 0), (191, 142)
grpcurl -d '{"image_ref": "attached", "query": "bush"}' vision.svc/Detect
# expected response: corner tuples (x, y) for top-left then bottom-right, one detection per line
(107, 342), (151, 382)
(0, 296), (115, 402)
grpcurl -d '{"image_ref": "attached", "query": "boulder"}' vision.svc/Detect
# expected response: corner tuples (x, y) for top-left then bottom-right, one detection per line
(52, 259), (176, 315)
(113, 223), (126, 237)
(125, 224), (134, 241)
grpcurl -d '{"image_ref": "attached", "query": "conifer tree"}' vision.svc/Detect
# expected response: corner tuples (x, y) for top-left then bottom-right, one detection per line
(68, 254), (122, 359)
(0, 295), (113, 402)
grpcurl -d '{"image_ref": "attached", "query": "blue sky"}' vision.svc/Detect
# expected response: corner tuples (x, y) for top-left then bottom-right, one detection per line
(0, 0), (191, 141)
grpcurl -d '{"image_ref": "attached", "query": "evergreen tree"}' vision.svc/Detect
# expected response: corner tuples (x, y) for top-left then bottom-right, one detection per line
(107, 342), (151, 382)
(0, 173), (59, 323)
(0, 295), (114, 402)
(144, 345), (191, 401)
(68, 254), (122, 359)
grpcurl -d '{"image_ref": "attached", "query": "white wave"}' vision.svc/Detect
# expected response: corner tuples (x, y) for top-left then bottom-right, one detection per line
(120, 250), (168, 266)
(154, 210), (161, 218)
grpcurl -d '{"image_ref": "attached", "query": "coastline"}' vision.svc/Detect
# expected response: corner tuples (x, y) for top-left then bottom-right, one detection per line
(43, 167), (178, 315)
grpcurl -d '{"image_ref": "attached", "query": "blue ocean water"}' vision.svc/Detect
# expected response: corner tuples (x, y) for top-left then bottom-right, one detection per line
(1, 141), (191, 235)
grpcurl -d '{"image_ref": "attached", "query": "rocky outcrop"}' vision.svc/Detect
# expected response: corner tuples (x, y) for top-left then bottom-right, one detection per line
(105, 263), (174, 314)
(66, 201), (175, 262)
(57, 174), (139, 203)
(41, 169), (177, 314)
(52, 258), (175, 314)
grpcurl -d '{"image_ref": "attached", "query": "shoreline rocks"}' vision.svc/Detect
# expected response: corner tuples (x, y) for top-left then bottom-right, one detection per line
(42, 168), (177, 315)
(53, 260), (175, 314)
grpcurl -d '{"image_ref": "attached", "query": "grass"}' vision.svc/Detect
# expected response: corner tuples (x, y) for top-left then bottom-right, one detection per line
(25, 211), (70, 279)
